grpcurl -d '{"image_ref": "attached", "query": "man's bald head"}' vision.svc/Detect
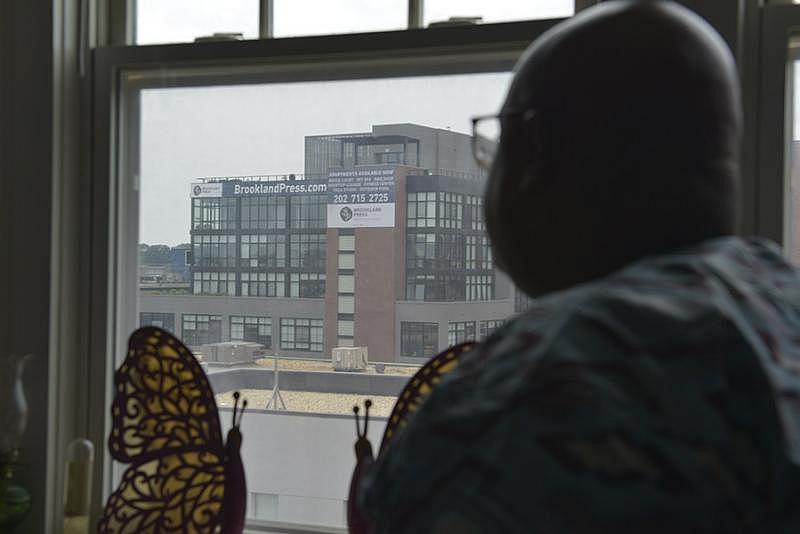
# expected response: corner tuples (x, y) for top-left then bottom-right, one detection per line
(485, 1), (742, 298)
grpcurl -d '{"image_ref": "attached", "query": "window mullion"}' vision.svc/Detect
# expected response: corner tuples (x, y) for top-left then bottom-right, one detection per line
(259, 0), (274, 38)
(408, 0), (423, 29)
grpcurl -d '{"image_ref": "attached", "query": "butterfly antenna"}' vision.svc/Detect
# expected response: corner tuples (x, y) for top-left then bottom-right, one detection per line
(352, 405), (362, 437)
(364, 400), (372, 437)
(232, 391), (241, 428)
(237, 399), (248, 427)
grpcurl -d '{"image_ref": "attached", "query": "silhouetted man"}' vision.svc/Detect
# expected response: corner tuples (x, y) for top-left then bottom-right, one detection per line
(360, 2), (800, 532)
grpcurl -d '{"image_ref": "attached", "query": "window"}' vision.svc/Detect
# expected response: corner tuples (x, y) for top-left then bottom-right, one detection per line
(192, 235), (237, 268)
(123, 53), (519, 529)
(192, 197), (237, 230)
(338, 235), (355, 252)
(467, 195), (485, 231)
(192, 271), (236, 295)
(448, 321), (476, 346)
(230, 316), (272, 348)
(479, 319), (504, 339)
(437, 233), (465, 269)
(424, 0), (574, 27)
(290, 194), (327, 228)
(289, 273), (326, 298)
(406, 233), (436, 269)
(438, 192), (463, 229)
(407, 192), (436, 228)
(136, 0), (259, 45)
(401, 322), (439, 358)
(406, 273), (466, 301)
(338, 274), (355, 293)
(241, 272), (285, 297)
(338, 252), (355, 270)
(338, 295), (355, 314)
(241, 196), (287, 230)
(139, 312), (175, 332)
(479, 236), (493, 270)
(241, 234), (286, 268)
(290, 233), (327, 270)
(280, 318), (324, 352)
(467, 274), (493, 301)
(466, 235), (477, 269)
(182, 314), (223, 346)
(274, 0), (406, 38)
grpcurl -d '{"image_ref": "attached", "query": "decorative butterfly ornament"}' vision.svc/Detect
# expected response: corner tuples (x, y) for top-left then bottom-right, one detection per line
(347, 342), (477, 533)
(98, 326), (247, 534)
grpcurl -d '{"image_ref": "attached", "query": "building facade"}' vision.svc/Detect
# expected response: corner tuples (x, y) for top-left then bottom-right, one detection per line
(141, 123), (519, 361)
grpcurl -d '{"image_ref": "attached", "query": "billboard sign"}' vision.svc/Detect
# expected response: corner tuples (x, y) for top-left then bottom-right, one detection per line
(190, 179), (327, 198)
(189, 182), (223, 198)
(326, 167), (396, 228)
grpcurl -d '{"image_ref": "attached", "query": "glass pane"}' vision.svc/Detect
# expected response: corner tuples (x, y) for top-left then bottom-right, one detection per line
(136, 0), (259, 45)
(789, 53), (800, 262)
(425, 0), (573, 27)
(274, 0), (406, 38)
(131, 70), (516, 528)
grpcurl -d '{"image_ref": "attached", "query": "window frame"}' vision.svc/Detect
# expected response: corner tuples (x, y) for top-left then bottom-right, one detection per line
(89, 17), (570, 531)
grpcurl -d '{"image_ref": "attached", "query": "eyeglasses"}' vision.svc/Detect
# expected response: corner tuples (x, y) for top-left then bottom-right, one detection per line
(471, 108), (536, 171)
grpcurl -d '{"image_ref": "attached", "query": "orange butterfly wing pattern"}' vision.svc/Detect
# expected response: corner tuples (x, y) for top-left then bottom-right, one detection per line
(98, 327), (230, 533)
(379, 341), (476, 453)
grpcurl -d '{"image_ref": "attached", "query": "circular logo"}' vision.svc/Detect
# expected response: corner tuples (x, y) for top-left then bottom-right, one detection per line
(339, 206), (353, 222)
(193, 185), (202, 196)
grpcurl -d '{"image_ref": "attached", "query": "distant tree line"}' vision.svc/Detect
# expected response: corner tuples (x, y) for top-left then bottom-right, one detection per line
(139, 243), (190, 265)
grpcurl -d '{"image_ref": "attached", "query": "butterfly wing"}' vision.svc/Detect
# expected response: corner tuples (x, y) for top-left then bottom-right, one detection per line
(99, 326), (236, 534)
(98, 452), (225, 533)
(108, 327), (224, 463)
(379, 342), (476, 454)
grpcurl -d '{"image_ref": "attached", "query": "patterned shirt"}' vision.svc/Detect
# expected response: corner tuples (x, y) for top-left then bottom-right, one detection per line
(361, 237), (800, 533)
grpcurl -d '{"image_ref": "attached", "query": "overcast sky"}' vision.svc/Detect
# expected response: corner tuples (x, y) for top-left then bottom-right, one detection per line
(136, 1), (579, 246)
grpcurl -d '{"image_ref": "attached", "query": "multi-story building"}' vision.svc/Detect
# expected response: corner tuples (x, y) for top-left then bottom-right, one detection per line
(140, 123), (519, 361)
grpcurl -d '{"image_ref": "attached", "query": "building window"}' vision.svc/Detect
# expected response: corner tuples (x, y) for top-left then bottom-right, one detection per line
(241, 272), (285, 297)
(437, 233), (465, 270)
(437, 192), (463, 229)
(280, 318), (323, 352)
(192, 234), (237, 268)
(467, 195), (485, 231)
(338, 252), (355, 270)
(290, 233), (327, 270)
(338, 274), (354, 293)
(337, 320), (354, 337)
(448, 321), (476, 346)
(230, 316), (272, 348)
(401, 322), (438, 358)
(338, 235), (355, 252)
(240, 234), (286, 268)
(466, 235), (477, 270)
(407, 192), (436, 228)
(290, 194), (326, 228)
(406, 273), (434, 301)
(241, 196), (287, 230)
(289, 272), (326, 298)
(479, 319), (504, 339)
(338, 295), (355, 314)
(480, 236), (493, 270)
(467, 274), (493, 301)
(139, 312), (175, 332)
(182, 314), (222, 346)
(192, 197), (237, 230)
(192, 271), (236, 295)
(406, 233), (436, 269)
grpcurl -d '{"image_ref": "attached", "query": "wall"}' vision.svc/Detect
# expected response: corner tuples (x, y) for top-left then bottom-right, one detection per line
(221, 408), (387, 527)
(140, 294), (325, 356)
